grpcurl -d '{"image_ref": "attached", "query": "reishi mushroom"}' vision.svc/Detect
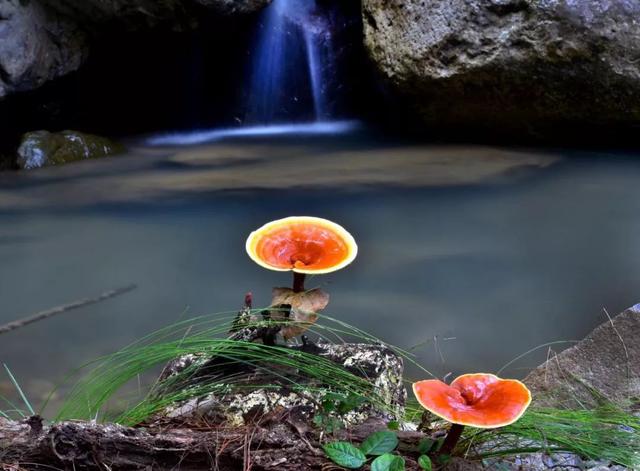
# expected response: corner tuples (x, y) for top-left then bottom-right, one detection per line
(245, 216), (358, 292)
(413, 373), (532, 456)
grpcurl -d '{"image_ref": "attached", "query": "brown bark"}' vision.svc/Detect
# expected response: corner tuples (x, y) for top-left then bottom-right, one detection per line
(0, 416), (424, 470)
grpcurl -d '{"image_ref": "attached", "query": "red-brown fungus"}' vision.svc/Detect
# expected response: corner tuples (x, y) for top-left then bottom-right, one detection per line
(246, 216), (358, 275)
(413, 373), (532, 456)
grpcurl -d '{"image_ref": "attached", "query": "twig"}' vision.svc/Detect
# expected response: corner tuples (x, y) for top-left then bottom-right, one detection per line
(0, 284), (137, 335)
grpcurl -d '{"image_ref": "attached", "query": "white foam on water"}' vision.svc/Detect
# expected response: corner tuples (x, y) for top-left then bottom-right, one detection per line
(145, 120), (361, 146)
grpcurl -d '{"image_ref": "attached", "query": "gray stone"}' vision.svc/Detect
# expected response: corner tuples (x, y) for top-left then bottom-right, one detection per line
(362, 0), (640, 135)
(525, 304), (640, 409)
(0, 1), (88, 99)
(159, 342), (406, 427)
(17, 130), (124, 169)
(0, 0), (269, 99)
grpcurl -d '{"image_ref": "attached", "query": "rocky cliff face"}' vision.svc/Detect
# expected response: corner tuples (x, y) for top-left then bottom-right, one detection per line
(0, 1), (88, 99)
(362, 0), (640, 135)
(0, 0), (268, 100)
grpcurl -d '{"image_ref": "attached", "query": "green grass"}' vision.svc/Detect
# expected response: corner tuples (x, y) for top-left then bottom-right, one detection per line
(0, 364), (35, 419)
(405, 398), (640, 468)
(52, 309), (429, 425)
(4, 307), (638, 468)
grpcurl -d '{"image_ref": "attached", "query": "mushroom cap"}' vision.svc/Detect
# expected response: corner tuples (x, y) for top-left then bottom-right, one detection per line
(412, 373), (532, 429)
(245, 216), (358, 274)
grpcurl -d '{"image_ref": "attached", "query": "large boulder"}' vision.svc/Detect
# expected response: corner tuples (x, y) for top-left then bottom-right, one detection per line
(362, 0), (640, 136)
(0, 0), (269, 99)
(158, 342), (406, 427)
(525, 303), (640, 409)
(17, 130), (124, 169)
(0, 1), (88, 99)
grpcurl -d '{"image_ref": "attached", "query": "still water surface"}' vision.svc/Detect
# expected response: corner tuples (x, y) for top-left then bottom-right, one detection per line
(1, 131), (639, 415)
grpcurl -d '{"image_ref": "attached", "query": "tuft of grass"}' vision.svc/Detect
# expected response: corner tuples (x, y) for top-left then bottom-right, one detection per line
(54, 309), (428, 425)
(1, 364), (35, 419)
(407, 395), (640, 469)
(471, 406), (640, 468)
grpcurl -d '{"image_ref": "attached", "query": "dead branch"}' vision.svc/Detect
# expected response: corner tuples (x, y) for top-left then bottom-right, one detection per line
(0, 285), (137, 335)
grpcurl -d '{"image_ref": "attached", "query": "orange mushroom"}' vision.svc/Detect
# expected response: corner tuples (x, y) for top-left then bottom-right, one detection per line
(413, 373), (531, 456)
(246, 216), (358, 292)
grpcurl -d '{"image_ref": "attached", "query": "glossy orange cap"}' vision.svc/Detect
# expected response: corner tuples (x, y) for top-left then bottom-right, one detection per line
(413, 373), (532, 428)
(246, 216), (358, 275)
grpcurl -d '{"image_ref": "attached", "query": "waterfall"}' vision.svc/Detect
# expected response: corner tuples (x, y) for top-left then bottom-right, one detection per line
(247, 0), (332, 123)
(146, 0), (364, 146)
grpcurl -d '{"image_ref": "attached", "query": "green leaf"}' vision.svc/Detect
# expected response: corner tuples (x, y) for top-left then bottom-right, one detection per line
(387, 420), (400, 431)
(322, 399), (337, 413)
(418, 438), (435, 455)
(371, 453), (405, 471)
(360, 430), (399, 456)
(338, 393), (367, 414)
(323, 441), (366, 469)
(418, 455), (432, 470)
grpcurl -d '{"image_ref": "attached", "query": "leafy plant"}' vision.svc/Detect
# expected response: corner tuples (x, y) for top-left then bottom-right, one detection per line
(313, 392), (370, 434)
(417, 437), (436, 455)
(323, 442), (366, 469)
(360, 430), (399, 456)
(371, 453), (405, 471)
(323, 430), (403, 470)
(418, 455), (432, 470)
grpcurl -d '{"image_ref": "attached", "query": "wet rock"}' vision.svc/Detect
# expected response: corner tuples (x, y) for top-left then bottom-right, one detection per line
(525, 303), (640, 409)
(160, 342), (406, 427)
(362, 0), (640, 137)
(0, 1), (88, 99)
(17, 130), (124, 170)
(0, 0), (269, 99)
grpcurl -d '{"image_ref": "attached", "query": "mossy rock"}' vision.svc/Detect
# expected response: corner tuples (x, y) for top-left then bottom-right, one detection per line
(17, 130), (124, 170)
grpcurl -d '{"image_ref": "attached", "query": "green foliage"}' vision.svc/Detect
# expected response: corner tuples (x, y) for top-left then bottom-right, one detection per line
(418, 455), (432, 470)
(386, 420), (400, 431)
(371, 453), (405, 471)
(323, 430), (402, 470)
(1, 364), (34, 419)
(359, 430), (399, 456)
(462, 406), (640, 468)
(53, 310), (417, 424)
(417, 437), (436, 455)
(323, 442), (367, 469)
(313, 392), (370, 434)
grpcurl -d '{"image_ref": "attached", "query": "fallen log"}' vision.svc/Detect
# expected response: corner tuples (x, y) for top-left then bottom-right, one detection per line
(0, 416), (424, 470)
(0, 294), (412, 470)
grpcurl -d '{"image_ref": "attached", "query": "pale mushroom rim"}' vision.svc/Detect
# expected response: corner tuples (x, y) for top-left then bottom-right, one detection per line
(245, 216), (358, 274)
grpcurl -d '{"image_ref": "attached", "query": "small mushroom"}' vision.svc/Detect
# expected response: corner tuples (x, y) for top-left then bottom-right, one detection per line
(246, 216), (357, 340)
(413, 373), (532, 456)
(246, 216), (358, 292)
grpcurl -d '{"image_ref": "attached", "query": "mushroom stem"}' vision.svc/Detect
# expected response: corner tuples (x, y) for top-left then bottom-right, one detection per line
(439, 423), (464, 456)
(292, 272), (306, 293)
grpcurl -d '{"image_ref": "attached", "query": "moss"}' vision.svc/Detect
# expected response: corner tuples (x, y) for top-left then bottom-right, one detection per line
(17, 130), (124, 169)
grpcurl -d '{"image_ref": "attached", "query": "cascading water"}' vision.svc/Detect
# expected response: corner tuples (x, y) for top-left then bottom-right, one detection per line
(247, 0), (332, 123)
(147, 0), (360, 146)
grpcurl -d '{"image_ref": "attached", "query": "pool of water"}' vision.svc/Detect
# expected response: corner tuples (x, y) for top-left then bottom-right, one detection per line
(1, 130), (639, 416)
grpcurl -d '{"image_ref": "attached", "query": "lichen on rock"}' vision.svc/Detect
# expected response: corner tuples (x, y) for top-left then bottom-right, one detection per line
(17, 130), (124, 169)
(159, 342), (406, 428)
